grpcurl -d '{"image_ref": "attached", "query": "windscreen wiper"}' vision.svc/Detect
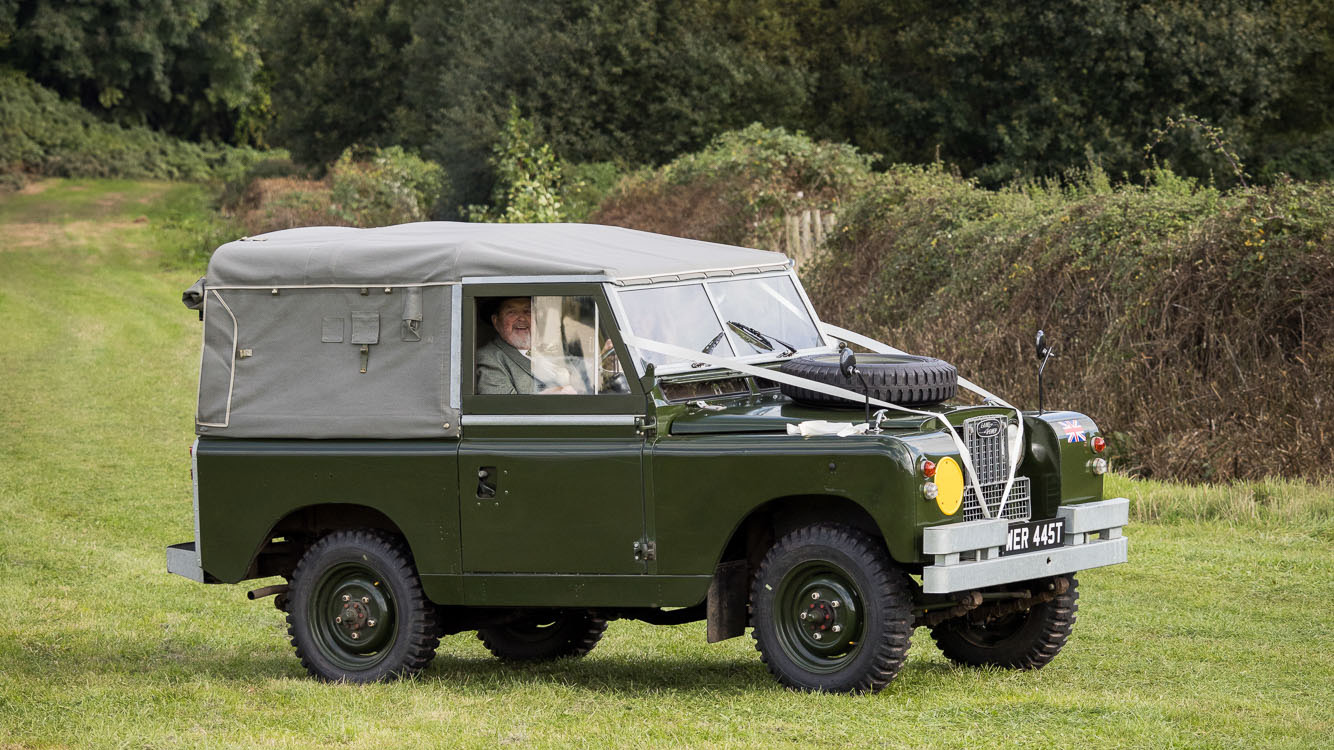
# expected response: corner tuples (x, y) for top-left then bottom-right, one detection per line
(727, 321), (798, 357)
(691, 331), (728, 368)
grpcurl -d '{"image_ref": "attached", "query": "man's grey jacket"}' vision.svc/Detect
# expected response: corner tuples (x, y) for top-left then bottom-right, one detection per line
(475, 337), (535, 394)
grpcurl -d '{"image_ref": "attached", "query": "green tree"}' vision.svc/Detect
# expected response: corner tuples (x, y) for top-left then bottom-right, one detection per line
(467, 104), (565, 223)
(260, 0), (414, 165)
(1, 0), (264, 142)
(399, 0), (812, 210)
(788, 0), (1307, 185)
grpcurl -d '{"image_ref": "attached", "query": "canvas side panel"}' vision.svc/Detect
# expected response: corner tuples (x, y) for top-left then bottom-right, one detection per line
(205, 286), (452, 438)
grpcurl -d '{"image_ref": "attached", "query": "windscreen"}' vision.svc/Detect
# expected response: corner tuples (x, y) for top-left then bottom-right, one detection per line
(618, 275), (826, 369)
(709, 276), (824, 355)
(618, 283), (735, 366)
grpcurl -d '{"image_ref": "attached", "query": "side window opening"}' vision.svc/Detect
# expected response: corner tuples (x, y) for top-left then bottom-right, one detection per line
(474, 295), (628, 395)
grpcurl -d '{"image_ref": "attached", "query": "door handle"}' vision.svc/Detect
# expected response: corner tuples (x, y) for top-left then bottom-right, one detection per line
(476, 466), (497, 499)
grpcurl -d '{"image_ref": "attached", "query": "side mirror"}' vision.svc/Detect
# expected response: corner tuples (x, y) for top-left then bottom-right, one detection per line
(1035, 330), (1050, 361)
(839, 347), (858, 380)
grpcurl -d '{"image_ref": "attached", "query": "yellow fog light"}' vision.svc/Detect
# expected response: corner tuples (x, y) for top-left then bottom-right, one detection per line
(934, 456), (964, 515)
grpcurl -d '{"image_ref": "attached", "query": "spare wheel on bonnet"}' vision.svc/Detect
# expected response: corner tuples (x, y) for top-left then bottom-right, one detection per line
(778, 353), (958, 407)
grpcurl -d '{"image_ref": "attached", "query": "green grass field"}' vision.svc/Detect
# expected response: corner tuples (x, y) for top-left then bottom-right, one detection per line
(1, 180), (1331, 749)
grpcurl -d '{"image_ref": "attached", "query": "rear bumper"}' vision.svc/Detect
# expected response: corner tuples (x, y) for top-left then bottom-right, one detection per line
(921, 497), (1128, 594)
(167, 541), (218, 583)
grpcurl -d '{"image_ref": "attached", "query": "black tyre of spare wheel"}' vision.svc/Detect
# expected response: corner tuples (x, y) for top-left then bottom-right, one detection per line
(778, 353), (958, 408)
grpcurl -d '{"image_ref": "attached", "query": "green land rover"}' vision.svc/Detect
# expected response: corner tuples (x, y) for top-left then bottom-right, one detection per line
(168, 222), (1127, 693)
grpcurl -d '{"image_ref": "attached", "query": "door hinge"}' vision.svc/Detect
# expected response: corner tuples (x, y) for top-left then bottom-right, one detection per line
(635, 415), (657, 436)
(633, 539), (657, 561)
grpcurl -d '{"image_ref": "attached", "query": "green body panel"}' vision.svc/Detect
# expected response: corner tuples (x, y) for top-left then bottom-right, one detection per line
(460, 574), (709, 608)
(458, 428), (645, 575)
(195, 439), (463, 602)
(192, 388), (1109, 610)
(1027, 410), (1106, 507)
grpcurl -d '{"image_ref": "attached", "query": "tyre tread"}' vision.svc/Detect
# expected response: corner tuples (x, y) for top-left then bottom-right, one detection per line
(750, 523), (913, 693)
(929, 575), (1079, 670)
(286, 529), (440, 682)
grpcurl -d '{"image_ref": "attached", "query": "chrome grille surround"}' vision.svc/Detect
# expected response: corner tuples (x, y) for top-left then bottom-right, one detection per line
(961, 415), (1031, 521)
(963, 415), (1008, 484)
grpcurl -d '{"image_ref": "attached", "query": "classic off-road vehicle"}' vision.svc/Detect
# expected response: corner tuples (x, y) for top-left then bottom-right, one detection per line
(169, 222), (1127, 692)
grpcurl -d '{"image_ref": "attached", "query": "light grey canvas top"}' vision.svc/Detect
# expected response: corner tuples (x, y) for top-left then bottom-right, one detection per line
(206, 222), (790, 287)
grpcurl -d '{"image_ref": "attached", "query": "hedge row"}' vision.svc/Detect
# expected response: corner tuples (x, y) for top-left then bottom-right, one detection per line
(593, 128), (1334, 482)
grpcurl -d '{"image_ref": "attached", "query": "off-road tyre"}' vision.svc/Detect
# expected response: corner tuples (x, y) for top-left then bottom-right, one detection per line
(778, 353), (957, 408)
(286, 529), (440, 682)
(750, 524), (913, 693)
(477, 610), (608, 661)
(929, 575), (1079, 669)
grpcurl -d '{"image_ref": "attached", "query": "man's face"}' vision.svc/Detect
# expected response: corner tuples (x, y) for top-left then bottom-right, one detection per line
(492, 297), (532, 350)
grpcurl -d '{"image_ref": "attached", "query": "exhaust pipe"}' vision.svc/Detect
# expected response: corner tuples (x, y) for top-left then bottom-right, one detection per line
(246, 584), (290, 601)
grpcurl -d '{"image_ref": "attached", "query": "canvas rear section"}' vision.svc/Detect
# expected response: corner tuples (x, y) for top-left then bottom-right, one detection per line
(195, 284), (459, 439)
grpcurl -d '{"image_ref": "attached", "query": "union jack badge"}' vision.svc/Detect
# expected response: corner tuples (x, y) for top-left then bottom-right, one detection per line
(1060, 419), (1087, 443)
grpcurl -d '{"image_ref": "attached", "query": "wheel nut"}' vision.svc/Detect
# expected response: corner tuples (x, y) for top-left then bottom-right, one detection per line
(831, 600), (841, 608)
(832, 624), (842, 633)
(367, 619), (376, 627)
(351, 632), (359, 640)
(811, 592), (820, 600)
(813, 632), (822, 640)
(799, 612), (807, 620)
(362, 597), (370, 604)
(342, 594), (350, 602)
(335, 616), (342, 624)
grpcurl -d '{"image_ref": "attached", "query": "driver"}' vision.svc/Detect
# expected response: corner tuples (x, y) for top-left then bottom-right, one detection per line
(476, 297), (577, 395)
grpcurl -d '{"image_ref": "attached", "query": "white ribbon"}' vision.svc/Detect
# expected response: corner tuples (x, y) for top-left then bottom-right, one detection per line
(819, 323), (1025, 518)
(621, 333), (994, 517)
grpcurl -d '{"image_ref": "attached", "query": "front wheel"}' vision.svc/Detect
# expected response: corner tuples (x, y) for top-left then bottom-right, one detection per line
(286, 529), (440, 682)
(929, 575), (1079, 669)
(750, 524), (913, 693)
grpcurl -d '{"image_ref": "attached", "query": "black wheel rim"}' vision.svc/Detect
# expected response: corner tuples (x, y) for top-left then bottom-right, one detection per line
(774, 560), (866, 674)
(308, 561), (398, 672)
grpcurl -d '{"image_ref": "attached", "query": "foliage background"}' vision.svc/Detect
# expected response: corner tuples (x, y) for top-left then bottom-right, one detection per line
(594, 128), (1334, 482)
(2, 2), (1334, 482)
(8, 1), (1334, 207)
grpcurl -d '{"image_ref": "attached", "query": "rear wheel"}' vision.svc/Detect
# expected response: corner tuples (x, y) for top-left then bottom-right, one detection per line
(477, 610), (608, 661)
(929, 575), (1079, 669)
(286, 529), (440, 682)
(750, 524), (913, 693)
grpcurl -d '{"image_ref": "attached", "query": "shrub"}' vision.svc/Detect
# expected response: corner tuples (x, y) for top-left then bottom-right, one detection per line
(592, 124), (874, 249)
(466, 105), (565, 223)
(0, 69), (277, 187)
(330, 145), (447, 226)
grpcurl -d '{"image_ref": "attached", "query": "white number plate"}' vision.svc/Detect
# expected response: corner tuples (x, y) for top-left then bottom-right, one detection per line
(1003, 518), (1066, 556)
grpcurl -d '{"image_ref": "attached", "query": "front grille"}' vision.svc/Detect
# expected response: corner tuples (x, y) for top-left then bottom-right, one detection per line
(963, 476), (1031, 521)
(960, 415), (1030, 521)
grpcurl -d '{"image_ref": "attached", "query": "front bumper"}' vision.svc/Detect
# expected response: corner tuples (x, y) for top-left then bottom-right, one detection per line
(921, 497), (1128, 594)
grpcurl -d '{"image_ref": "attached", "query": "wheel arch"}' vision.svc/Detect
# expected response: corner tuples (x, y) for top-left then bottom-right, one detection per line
(713, 494), (888, 581)
(243, 503), (411, 581)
